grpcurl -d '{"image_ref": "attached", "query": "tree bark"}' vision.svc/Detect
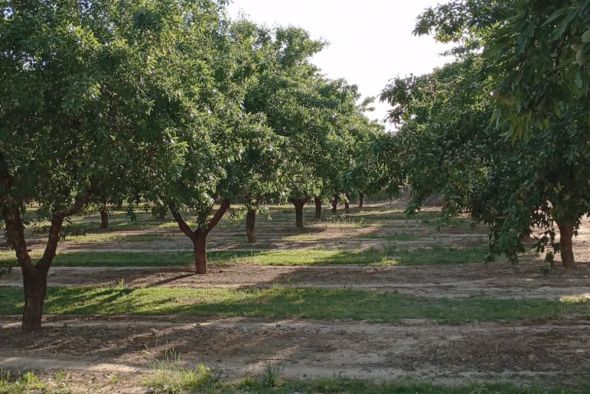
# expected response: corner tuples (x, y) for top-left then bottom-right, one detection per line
(99, 206), (108, 230)
(344, 193), (350, 213)
(194, 230), (208, 274)
(358, 192), (364, 208)
(557, 221), (575, 267)
(21, 266), (48, 332)
(331, 194), (338, 213)
(246, 208), (256, 243)
(292, 198), (307, 229)
(314, 196), (322, 220)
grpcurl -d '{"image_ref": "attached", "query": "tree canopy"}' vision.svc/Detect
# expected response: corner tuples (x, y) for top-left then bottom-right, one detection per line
(380, 0), (590, 266)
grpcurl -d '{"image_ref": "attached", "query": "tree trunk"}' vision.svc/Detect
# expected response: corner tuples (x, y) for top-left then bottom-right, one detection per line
(293, 199), (306, 229)
(99, 206), (108, 230)
(557, 221), (575, 267)
(5, 209), (64, 332)
(170, 199), (230, 276)
(1, 158), (94, 332)
(358, 192), (364, 208)
(246, 208), (256, 243)
(194, 231), (208, 274)
(21, 266), (48, 332)
(344, 193), (350, 213)
(314, 196), (322, 220)
(331, 194), (338, 213)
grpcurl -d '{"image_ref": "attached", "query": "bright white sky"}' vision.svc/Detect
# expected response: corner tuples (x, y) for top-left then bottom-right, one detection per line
(227, 0), (451, 129)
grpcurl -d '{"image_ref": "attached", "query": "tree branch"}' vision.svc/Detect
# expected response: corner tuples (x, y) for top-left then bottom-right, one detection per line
(3, 208), (34, 273)
(38, 186), (96, 270)
(169, 204), (196, 241)
(206, 199), (230, 234)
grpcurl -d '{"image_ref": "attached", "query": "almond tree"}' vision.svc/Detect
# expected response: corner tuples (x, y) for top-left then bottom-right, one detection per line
(239, 26), (328, 229)
(0, 0), (229, 331)
(411, 0), (590, 266)
(381, 47), (590, 266)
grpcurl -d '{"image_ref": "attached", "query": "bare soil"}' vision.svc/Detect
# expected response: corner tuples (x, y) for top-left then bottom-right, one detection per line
(3, 262), (590, 299)
(1, 318), (589, 387)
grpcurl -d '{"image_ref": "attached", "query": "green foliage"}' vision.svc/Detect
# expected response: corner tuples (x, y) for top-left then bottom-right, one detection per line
(237, 22), (386, 203)
(414, 0), (590, 136)
(485, 0), (590, 136)
(1, 0), (223, 216)
(382, 20), (590, 263)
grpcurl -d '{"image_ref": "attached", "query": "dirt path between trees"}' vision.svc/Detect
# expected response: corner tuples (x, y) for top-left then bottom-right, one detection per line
(1, 317), (589, 385)
(3, 263), (590, 299)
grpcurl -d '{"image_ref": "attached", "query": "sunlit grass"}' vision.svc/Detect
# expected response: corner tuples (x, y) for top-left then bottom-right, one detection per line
(0, 246), (489, 268)
(1, 369), (586, 394)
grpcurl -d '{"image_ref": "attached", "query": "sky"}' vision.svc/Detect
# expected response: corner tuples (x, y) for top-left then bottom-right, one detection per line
(227, 0), (451, 129)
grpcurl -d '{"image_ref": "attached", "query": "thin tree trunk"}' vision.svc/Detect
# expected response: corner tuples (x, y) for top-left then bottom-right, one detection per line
(21, 266), (48, 332)
(314, 196), (322, 220)
(358, 192), (364, 208)
(194, 231), (208, 274)
(331, 194), (338, 213)
(344, 193), (350, 213)
(99, 206), (108, 230)
(557, 221), (575, 267)
(246, 208), (256, 243)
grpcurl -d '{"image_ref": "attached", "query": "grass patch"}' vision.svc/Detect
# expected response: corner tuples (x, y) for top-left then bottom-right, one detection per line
(145, 354), (218, 394)
(0, 250), (191, 268)
(0, 371), (48, 394)
(2, 370), (586, 394)
(230, 378), (586, 394)
(0, 247), (489, 268)
(226, 249), (389, 266)
(394, 246), (489, 265)
(0, 287), (588, 322)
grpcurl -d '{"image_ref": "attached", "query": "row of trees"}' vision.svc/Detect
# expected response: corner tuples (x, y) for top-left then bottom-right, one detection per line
(380, 0), (590, 266)
(0, 0), (394, 331)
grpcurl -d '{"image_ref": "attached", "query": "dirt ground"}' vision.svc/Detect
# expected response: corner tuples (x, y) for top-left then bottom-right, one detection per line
(1, 317), (590, 387)
(3, 263), (590, 299)
(2, 203), (590, 392)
